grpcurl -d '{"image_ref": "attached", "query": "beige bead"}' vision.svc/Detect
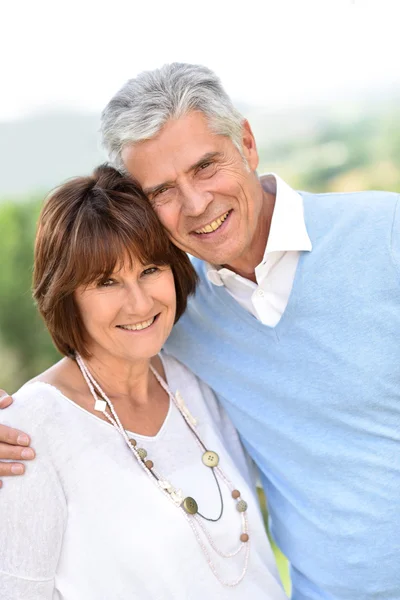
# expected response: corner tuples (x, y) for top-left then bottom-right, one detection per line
(137, 448), (147, 459)
(202, 450), (219, 468)
(236, 500), (248, 513)
(240, 533), (249, 543)
(129, 438), (137, 447)
(182, 496), (198, 515)
(232, 489), (241, 499)
(145, 460), (154, 470)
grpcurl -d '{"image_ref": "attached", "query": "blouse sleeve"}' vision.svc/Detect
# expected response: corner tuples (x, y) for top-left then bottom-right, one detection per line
(0, 426), (67, 599)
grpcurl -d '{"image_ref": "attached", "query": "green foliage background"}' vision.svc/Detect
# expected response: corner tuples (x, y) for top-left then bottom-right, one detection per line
(0, 199), (60, 391)
(0, 103), (399, 594)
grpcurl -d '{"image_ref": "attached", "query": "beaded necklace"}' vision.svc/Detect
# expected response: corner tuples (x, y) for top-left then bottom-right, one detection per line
(75, 353), (250, 587)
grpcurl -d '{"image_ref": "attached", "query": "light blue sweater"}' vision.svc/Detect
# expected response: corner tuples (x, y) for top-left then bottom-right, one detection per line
(165, 190), (400, 600)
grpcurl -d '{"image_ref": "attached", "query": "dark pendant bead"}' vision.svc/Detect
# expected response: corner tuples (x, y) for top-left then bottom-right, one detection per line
(182, 496), (198, 515)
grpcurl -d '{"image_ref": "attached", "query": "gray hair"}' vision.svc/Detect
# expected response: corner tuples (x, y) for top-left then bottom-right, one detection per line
(100, 63), (245, 173)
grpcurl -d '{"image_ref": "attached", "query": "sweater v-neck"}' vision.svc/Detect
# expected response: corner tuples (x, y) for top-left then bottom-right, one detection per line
(202, 193), (315, 340)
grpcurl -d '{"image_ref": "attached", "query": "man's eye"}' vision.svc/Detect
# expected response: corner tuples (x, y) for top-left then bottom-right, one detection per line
(155, 187), (169, 197)
(151, 188), (173, 207)
(199, 162), (212, 170)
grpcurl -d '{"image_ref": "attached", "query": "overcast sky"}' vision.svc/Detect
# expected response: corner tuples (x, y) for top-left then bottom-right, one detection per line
(1, 0), (398, 120)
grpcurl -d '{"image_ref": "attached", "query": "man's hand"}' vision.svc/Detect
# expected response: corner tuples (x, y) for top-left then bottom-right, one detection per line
(0, 390), (35, 488)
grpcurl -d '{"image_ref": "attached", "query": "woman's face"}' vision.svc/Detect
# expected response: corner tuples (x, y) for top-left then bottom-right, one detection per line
(74, 258), (177, 364)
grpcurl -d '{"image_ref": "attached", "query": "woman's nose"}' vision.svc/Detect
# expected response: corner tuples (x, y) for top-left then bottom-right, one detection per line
(125, 283), (154, 316)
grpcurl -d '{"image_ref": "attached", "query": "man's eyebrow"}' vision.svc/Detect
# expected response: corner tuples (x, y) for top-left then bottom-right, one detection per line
(143, 181), (174, 197)
(189, 151), (221, 172)
(143, 152), (222, 197)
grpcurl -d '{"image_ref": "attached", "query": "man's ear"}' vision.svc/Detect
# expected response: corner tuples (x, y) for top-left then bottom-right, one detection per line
(241, 120), (259, 171)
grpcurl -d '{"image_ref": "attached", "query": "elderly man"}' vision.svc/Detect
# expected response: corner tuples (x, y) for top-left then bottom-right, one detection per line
(1, 63), (400, 600)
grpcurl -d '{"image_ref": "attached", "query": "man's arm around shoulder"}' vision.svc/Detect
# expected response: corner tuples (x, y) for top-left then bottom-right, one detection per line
(0, 390), (35, 487)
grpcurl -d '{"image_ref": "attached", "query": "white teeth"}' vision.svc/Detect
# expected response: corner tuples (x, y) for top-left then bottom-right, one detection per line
(119, 317), (155, 331)
(195, 211), (230, 235)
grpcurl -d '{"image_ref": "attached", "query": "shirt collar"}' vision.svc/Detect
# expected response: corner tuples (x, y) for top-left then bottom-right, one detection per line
(264, 173), (312, 254)
(206, 173), (312, 285)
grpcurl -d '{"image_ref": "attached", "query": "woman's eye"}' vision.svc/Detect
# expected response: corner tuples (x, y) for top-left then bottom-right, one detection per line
(199, 162), (211, 170)
(98, 278), (116, 288)
(142, 266), (159, 276)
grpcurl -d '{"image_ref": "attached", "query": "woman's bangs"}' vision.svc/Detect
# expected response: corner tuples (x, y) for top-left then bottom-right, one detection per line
(71, 220), (172, 287)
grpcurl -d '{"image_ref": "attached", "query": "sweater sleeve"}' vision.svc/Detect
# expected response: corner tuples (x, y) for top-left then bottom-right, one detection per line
(0, 407), (67, 599)
(390, 194), (400, 277)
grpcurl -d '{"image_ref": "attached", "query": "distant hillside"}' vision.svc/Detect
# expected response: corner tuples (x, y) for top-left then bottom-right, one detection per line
(1, 89), (399, 199)
(0, 105), (328, 199)
(0, 112), (106, 199)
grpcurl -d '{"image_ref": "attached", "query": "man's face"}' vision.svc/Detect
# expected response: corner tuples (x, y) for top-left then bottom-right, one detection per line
(121, 111), (264, 267)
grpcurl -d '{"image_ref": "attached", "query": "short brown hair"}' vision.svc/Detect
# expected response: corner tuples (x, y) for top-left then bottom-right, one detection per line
(33, 164), (197, 357)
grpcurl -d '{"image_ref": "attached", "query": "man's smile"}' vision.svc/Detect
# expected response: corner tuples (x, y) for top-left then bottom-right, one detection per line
(192, 210), (232, 236)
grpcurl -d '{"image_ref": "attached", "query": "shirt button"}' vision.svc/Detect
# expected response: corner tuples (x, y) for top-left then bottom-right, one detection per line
(257, 289), (265, 298)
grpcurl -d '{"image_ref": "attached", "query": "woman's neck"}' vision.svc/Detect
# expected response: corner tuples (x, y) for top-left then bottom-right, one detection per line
(83, 351), (157, 408)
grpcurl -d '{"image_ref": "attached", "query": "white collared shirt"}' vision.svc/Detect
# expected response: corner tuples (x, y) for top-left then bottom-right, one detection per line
(206, 174), (312, 327)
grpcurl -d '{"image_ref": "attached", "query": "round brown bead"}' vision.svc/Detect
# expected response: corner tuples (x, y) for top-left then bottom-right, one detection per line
(240, 533), (249, 543)
(231, 490), (241, 499)
(145, 460), (154, 470)
(129, 438), (137, 447)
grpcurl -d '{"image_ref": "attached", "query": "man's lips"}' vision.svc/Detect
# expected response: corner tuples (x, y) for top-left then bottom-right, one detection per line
(191, 210), (232, 236)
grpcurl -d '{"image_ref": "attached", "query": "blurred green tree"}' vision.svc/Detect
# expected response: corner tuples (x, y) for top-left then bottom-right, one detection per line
(0, 199), (59, 392)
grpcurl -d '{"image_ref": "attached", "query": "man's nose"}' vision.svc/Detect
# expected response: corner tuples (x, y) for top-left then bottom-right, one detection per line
(180, 182), (213, 217)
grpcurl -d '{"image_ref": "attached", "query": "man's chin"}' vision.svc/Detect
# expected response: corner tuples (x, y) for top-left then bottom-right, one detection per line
(191, 247), (241, 268)
(172, 233), (242, 267)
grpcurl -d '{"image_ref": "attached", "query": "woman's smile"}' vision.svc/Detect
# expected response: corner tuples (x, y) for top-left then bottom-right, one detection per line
(116, 314), (159, 332)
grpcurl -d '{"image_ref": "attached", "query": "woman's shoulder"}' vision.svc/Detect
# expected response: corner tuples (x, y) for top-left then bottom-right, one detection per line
(160, 350), (225, 424)
(11, 358), (80, 418)
(9, 359), (80, 431)
(160, 350), (211, 397)
(9, 380), (65, 430)
(13, 379), (61, 407)
(160, 350), (196, 382)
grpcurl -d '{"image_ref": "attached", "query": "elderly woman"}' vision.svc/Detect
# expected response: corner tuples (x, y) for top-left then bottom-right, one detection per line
(0, 165), (286, 599)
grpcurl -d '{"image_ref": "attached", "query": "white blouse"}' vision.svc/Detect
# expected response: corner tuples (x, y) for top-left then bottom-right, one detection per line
(0, 353), (287, 599)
